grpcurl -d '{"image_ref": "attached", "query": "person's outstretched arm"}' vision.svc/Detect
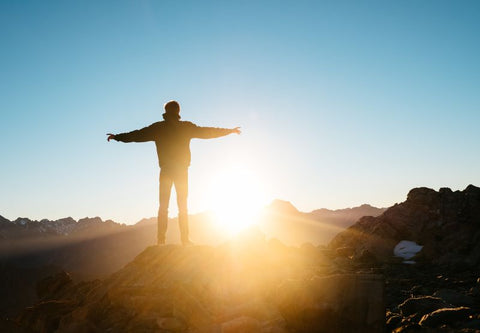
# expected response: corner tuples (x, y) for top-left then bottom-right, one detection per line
(107, 123), (157, 143)
(191, 124), (241, 139)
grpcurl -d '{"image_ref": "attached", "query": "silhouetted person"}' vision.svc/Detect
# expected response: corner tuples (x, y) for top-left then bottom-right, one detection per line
(107, 101), (240, 245)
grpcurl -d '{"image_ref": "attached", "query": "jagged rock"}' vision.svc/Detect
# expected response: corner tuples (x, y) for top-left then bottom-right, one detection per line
(419, 306), (473, 328)
(398, 296), (451, 317)
(329, 185), (480, 267)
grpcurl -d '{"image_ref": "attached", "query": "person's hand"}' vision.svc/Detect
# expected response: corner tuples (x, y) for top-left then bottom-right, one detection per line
(232, 127), (241, 135)
(106, 133), (116, 142)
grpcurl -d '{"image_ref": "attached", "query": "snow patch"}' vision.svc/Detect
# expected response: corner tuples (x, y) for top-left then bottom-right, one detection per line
(394, 240), (423, 264)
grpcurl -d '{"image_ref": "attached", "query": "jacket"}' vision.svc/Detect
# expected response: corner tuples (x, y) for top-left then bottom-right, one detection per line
(114, 120), (232, 169)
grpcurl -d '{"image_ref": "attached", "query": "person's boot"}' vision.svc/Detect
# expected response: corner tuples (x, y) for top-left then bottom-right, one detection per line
(157, 209), (168, 245)
(179, 213), (193, 246)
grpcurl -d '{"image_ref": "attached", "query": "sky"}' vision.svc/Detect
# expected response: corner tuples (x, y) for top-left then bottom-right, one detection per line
(1, 1), (479, 224)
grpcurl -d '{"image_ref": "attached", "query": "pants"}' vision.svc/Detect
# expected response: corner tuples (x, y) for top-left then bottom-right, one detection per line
(157, 167), (189, 243)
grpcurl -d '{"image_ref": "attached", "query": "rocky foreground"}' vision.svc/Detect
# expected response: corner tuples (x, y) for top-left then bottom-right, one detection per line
(329, 184), (480, 332)
(5, 233), (386, 333)
(3, 185), (480, 332)
(3, 233), (479, 332)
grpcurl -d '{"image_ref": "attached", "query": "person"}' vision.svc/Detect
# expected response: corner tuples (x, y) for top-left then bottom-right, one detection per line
(107, 100), (241, 245)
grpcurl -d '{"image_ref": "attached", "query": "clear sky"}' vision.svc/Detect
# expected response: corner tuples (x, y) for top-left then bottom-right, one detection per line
(1, 1), (479, 224)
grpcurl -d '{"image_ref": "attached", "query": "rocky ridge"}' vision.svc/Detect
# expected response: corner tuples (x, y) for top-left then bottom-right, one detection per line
(329, 185), (480, 267)
(11, 231), (386, 333)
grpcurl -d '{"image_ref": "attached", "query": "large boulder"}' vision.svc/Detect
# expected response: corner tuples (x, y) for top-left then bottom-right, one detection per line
(329, 185), (480, 266)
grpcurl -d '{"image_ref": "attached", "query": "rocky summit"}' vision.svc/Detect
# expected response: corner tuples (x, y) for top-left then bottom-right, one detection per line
(11, 230), (385, 333)
(329, 185), (480, 267)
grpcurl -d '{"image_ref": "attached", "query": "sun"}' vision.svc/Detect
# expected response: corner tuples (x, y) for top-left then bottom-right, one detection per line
(205, 166), (268, 236)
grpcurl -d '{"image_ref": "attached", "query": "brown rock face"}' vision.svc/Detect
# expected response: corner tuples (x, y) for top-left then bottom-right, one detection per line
(329, 185), (480, 266)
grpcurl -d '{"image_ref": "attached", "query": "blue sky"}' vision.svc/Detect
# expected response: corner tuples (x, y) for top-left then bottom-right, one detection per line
(1, 1), (479, 223)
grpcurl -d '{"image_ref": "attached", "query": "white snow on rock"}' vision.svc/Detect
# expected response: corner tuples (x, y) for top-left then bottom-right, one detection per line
(394, 240), (423, 263)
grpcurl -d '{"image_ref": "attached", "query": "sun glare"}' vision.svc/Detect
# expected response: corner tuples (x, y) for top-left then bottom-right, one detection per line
(205, 166), (268, 236)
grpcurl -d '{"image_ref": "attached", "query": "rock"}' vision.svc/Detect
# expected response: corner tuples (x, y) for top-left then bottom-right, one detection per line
(406, 187), (439, 206)
(419, 306), (473, 328)
(221, 316), (260, 333)
(274, 274), (385, 333)
(36, 271), (73, 300)
(15, 243), (387, 332)
(398, 296), (451, 317)
(329, 185), (480, 267)
(433, 289), (475, 307)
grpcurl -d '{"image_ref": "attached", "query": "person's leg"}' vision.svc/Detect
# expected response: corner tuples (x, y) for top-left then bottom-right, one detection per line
(158, 169), (173, 245)
(174, 168), (191, 244)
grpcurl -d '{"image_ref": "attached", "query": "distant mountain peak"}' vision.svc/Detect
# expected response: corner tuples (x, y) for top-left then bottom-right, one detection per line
(14, 217), (33, 226)
(310, 204), (385, 215)
(267, 199), (299, 215)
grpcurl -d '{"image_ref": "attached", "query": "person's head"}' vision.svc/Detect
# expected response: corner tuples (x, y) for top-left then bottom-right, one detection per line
(163, 100), (181, 121)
